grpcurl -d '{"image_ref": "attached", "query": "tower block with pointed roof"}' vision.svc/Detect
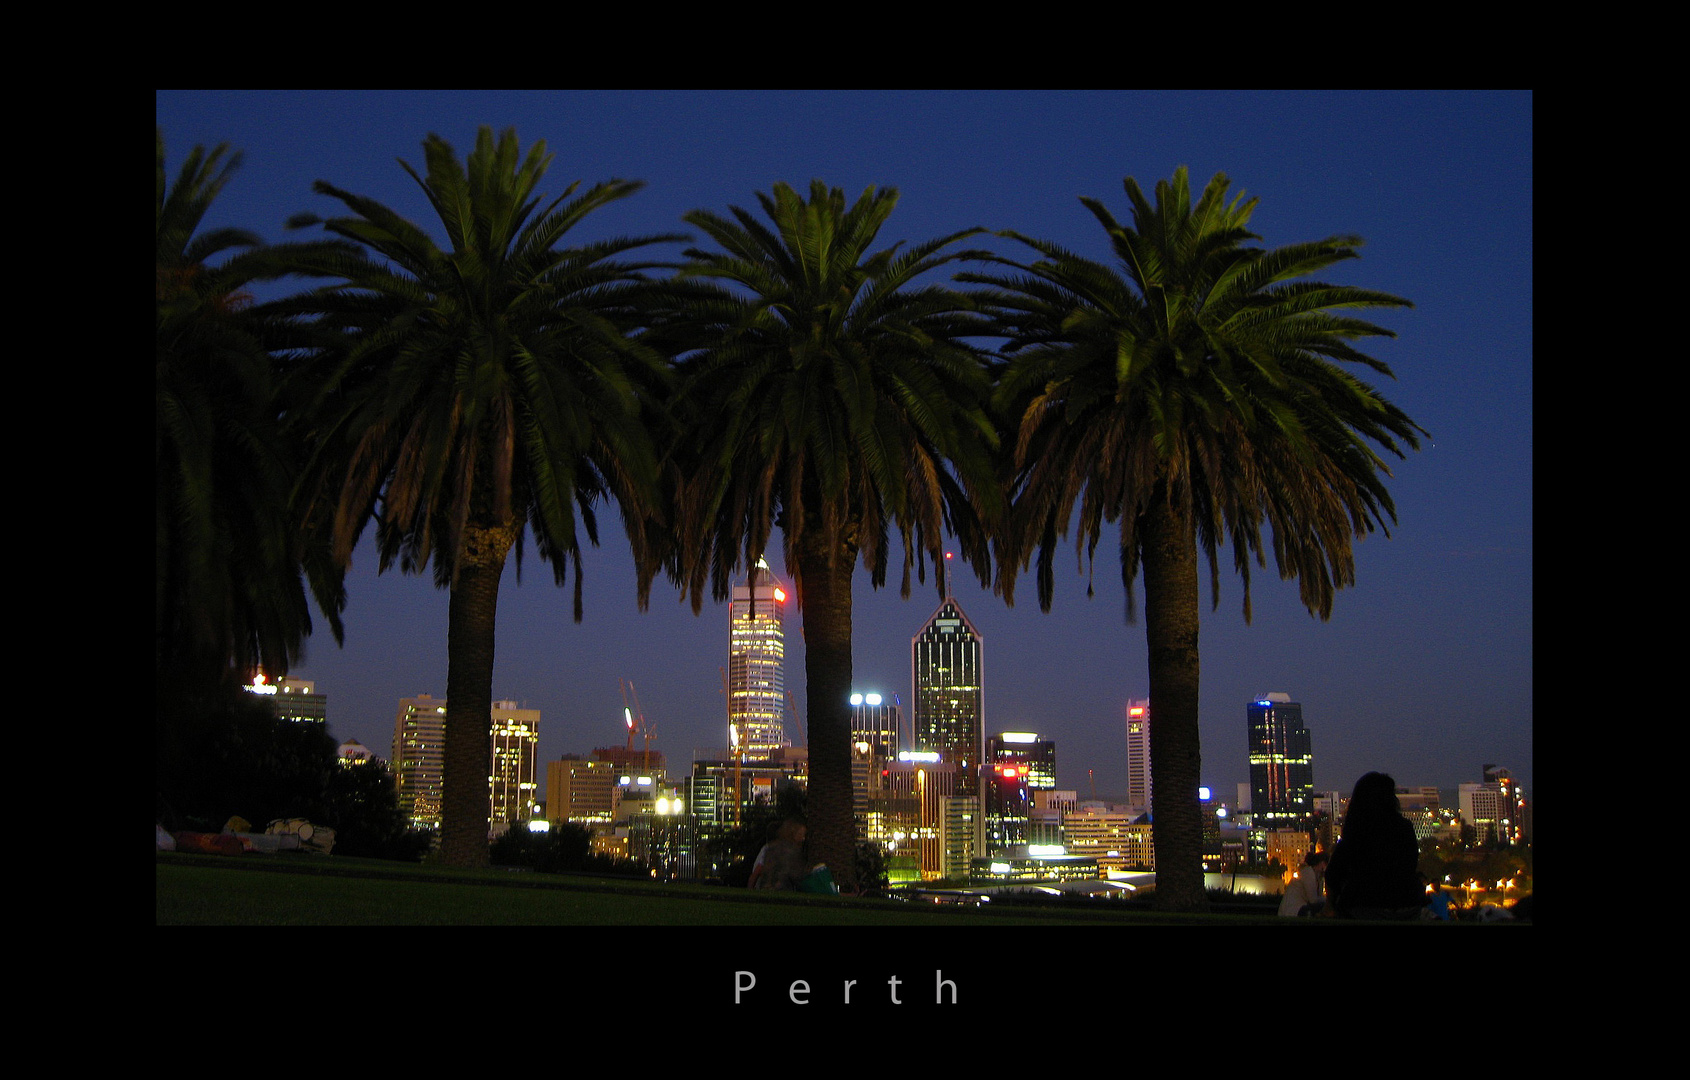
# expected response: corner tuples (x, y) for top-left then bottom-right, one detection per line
(728, 555), (789, 759)
(911, 555), (984, 796)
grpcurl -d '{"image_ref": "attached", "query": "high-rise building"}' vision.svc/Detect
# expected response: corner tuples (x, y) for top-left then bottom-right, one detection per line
(1246, 693), (1315, 828)
(1461, 766), (1528, 846)
(728, 556), (788, 758)
(1483, 765), (1528, 845)
(391, 694), (541, 833)
(490, 700), (540, 830)
(850, 692), (903, 761)
(1124, 700), (1151, 815)
(939, 794), (982, 880)
(883, 752), (955, 880)
(245, 673), (327, 725)
(393, 694), (448, 828)
(545, 757), (617, 824)
(982, 761), (1031, 853)
(988, 731), (1056, 791)
(912, 593), (984, 796)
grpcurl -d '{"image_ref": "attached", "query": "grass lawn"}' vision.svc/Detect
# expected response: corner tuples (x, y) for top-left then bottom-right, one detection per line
(156, 851), (1270, 926)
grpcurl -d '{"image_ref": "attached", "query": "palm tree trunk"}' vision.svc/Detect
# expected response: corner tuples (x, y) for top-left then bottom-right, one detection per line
(796, 533), (858, 894)
(439, 520), (519, 868)
(1141, 488), (1208, 913)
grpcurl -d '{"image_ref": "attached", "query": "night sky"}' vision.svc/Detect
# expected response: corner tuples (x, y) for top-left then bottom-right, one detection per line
(156, 90), (1532, 808)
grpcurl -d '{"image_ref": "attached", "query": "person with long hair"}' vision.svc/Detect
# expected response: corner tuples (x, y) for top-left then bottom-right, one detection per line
(1325, 772), (1426, 920)
(751, 818), (811, 891)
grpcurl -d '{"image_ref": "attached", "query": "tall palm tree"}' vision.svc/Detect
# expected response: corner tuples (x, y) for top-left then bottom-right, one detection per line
(156, 128), (347, 692)
(282, 127), (683, 867)
(968, 167), (1425, 912)
(649, 180), (1002, 891)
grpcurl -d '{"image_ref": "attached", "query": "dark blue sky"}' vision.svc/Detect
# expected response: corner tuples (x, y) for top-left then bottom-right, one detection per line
(156, 90), (1532, 806)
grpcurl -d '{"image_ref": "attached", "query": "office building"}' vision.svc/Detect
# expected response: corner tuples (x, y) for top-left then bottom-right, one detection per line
(1062, 805), (1155, 872)
(939, 794), (983, 880)
(591, 744), (667, 781)
(982, 762), (1031, 852)
(1124, 699), (1151, 815)
(245, 673), (327, 724)
(883, 753), (956, 880)
(912, 594), (984, 796)
(489, 701), (540, 830)
(1461, 766), (1528, 846)
(983, 732), (1054, 855)
(393, 695), (448, 828)
(988, 731), (1056, 791)
(390, 694), (541, 833)
(687, 753), (808, 827)
(728, 556), (788, 758)
(336, 739), (375, 766)
(1247, 693), (1315, 862)
(1246, 693), (1315, 829)
(1483, 765), (1529, 845)
(545, 757), (617, 824)
(850, 692), (903, 760)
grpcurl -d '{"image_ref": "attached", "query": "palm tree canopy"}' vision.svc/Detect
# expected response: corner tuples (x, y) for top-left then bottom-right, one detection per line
(281, 126), (686, 615)
(969, 166), (1426, 622)
(156, 128), (348, 684)
(654, 179), (1003, 609)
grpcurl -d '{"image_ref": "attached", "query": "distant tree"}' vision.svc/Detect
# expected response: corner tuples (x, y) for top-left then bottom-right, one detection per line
(156, 691), (336, 831)
(490, 821), (592, 871)
(322, 759), (433, 861)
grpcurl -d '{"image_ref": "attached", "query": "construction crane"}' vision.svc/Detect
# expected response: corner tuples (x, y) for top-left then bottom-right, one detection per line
(619, 678), (658, 778)
(785, 688), (807, 746)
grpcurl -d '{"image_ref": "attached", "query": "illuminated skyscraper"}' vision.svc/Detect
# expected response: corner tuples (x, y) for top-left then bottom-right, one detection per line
(1124, 699), (1151, 815)
(392, 694), (540, 832)
(912, 593), (984, 797)
(490, 700), (540, 829)
(1246, 693), (1315, 830)
(393, 694), (448, 828)
(728, 556), (788, 758)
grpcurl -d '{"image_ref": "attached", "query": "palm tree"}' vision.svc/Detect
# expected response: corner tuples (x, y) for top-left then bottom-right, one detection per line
(649, 180), (1002, 891)
(155, 128), (347, 692)
(282, 127), (683, 867)
(968, 167), (1425, 912)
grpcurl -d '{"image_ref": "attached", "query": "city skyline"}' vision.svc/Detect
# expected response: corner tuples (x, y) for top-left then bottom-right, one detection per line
(158, 89), (1532, 807)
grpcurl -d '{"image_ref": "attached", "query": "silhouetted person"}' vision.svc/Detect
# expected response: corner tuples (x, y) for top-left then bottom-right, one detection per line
(1325, 772), (1425, 920)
